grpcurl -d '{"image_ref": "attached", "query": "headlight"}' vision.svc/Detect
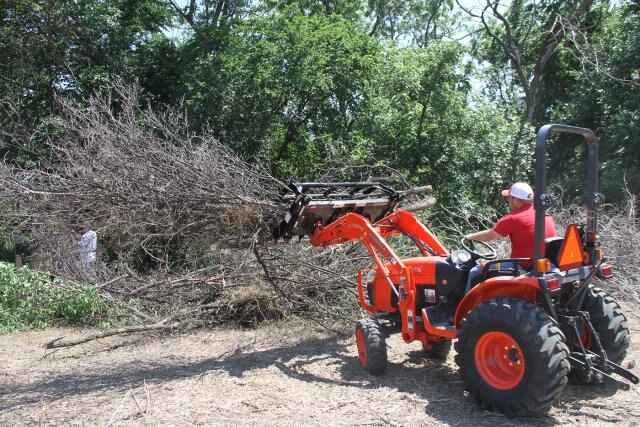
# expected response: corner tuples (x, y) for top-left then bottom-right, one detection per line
(451, 249), (472, 265)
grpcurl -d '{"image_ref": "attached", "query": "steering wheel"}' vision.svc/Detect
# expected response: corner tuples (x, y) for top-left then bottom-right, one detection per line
(460, 237), (498, 261)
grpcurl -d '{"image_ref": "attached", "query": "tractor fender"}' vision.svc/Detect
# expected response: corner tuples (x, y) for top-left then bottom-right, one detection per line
(454, 276), (541, 329)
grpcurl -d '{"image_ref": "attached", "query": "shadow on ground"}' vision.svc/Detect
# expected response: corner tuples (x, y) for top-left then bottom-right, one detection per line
(0, 331), (627, 426)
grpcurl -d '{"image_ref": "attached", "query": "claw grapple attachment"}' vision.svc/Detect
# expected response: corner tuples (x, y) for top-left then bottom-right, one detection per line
(273, 182), (403, 240)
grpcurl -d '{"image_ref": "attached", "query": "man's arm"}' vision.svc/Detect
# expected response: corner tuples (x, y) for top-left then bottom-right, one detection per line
(465, 228), (503, 242)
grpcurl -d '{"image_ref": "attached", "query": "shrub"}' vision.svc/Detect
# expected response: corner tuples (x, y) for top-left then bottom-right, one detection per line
(0, 261), (107, 333)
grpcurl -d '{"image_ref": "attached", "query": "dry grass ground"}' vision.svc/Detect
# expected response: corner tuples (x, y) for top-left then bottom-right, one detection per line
(1, 302), (640, 427)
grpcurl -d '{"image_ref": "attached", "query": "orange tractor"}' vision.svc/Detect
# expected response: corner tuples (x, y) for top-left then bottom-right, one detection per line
(274, 125), (637, 416)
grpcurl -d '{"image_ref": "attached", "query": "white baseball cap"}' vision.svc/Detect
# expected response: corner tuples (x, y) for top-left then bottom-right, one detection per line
(501, 182), (534, 201)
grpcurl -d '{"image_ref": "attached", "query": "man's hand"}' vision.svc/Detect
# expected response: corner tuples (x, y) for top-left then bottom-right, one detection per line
(465, 229), (502, 242)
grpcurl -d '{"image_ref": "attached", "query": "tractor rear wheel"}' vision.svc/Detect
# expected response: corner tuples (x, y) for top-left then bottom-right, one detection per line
(579, 285), (630, 364)
(455, 297), (570, 417)
(356, 318), (387, 375)
(571, 285), (630, 384)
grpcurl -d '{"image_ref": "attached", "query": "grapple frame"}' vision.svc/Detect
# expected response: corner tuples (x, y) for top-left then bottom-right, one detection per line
(273, 182), (403, 240)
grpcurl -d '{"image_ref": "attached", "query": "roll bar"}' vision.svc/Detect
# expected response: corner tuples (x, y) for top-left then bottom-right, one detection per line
(533, 124), (601, 276)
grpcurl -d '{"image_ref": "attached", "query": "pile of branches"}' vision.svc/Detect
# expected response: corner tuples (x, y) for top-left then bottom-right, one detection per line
(552, 191), (640, 302)
(2, 81), (283, 262)
(0, 81), (435, 347)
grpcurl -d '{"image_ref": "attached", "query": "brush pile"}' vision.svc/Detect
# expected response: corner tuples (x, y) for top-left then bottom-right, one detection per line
(0, 81), (436, 346)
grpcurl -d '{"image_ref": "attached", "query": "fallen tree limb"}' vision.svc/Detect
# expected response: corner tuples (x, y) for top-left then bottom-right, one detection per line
(401, 196), (437, 212)
(402, 185), (433, 198)
(45, 321), (187, 349)
(96, 274), (129, 289)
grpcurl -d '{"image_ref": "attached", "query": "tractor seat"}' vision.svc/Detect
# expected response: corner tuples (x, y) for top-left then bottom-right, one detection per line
(479, 238), (563, 282)
(544, 236), (564, 267)
(479, 258), (531, 282)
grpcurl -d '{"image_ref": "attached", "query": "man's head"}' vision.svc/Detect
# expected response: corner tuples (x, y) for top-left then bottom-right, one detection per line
(501, 182), (533, 212)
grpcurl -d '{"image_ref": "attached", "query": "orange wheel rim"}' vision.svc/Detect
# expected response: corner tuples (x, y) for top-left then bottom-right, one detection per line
(356, 329), (368, 367)
(475, 331), (525, 390)
(579, 320), (592, 349)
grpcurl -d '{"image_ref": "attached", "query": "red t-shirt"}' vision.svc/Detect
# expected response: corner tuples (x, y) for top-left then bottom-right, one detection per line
(493, 204), (557, 259)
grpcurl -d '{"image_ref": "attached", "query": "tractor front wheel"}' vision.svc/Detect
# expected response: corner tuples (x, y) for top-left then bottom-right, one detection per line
(455, 297), (570, 417)
(355, 318), (387, 375)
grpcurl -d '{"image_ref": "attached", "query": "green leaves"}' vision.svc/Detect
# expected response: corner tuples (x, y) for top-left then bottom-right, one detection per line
(183, 11), (383, 176)
(0, 0), (174, 159)
(2, 0), (637, 214)
(0, 262), (106, 333)
(541, 2), (640, 203)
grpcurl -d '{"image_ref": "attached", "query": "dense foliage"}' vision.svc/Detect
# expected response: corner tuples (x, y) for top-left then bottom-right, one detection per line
(2, 0), (637, 212)
(0, 1), (637, 218)
(1, 1), (639, 336)
(0, 262), (107, 332)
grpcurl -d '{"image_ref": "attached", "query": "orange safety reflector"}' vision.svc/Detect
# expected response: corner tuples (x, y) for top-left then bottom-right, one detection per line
(536, 258), (551, 273)
(557, 224), (584, 271)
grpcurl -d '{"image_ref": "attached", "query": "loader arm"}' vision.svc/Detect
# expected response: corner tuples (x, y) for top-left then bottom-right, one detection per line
(309, 212), (421, 343)
(309, 212), (407, 277)
(376, 210), (449, 257)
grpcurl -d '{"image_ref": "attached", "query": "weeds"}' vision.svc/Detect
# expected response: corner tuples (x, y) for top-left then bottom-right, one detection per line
(0, 261), (108, 332)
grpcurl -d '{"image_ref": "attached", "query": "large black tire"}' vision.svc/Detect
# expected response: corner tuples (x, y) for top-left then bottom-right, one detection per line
(578, 285), (630, 364)
(454, 297), (570, 417)
(355, 318), (387, 375)
(422, 339), (452, 361)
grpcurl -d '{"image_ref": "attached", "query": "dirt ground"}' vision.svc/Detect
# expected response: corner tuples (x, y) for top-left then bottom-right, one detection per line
(2, 302), (640, 426)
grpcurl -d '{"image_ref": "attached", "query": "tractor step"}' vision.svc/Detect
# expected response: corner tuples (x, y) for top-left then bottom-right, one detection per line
(421, 308), (457, 339)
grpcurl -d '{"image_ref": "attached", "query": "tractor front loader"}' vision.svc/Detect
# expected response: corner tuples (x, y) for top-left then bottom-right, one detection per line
(273, 125), (638, 417)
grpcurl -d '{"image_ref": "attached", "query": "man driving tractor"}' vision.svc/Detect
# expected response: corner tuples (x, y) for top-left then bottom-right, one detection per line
(274, 125), (638, 417)
(464, 182), (558, 292)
